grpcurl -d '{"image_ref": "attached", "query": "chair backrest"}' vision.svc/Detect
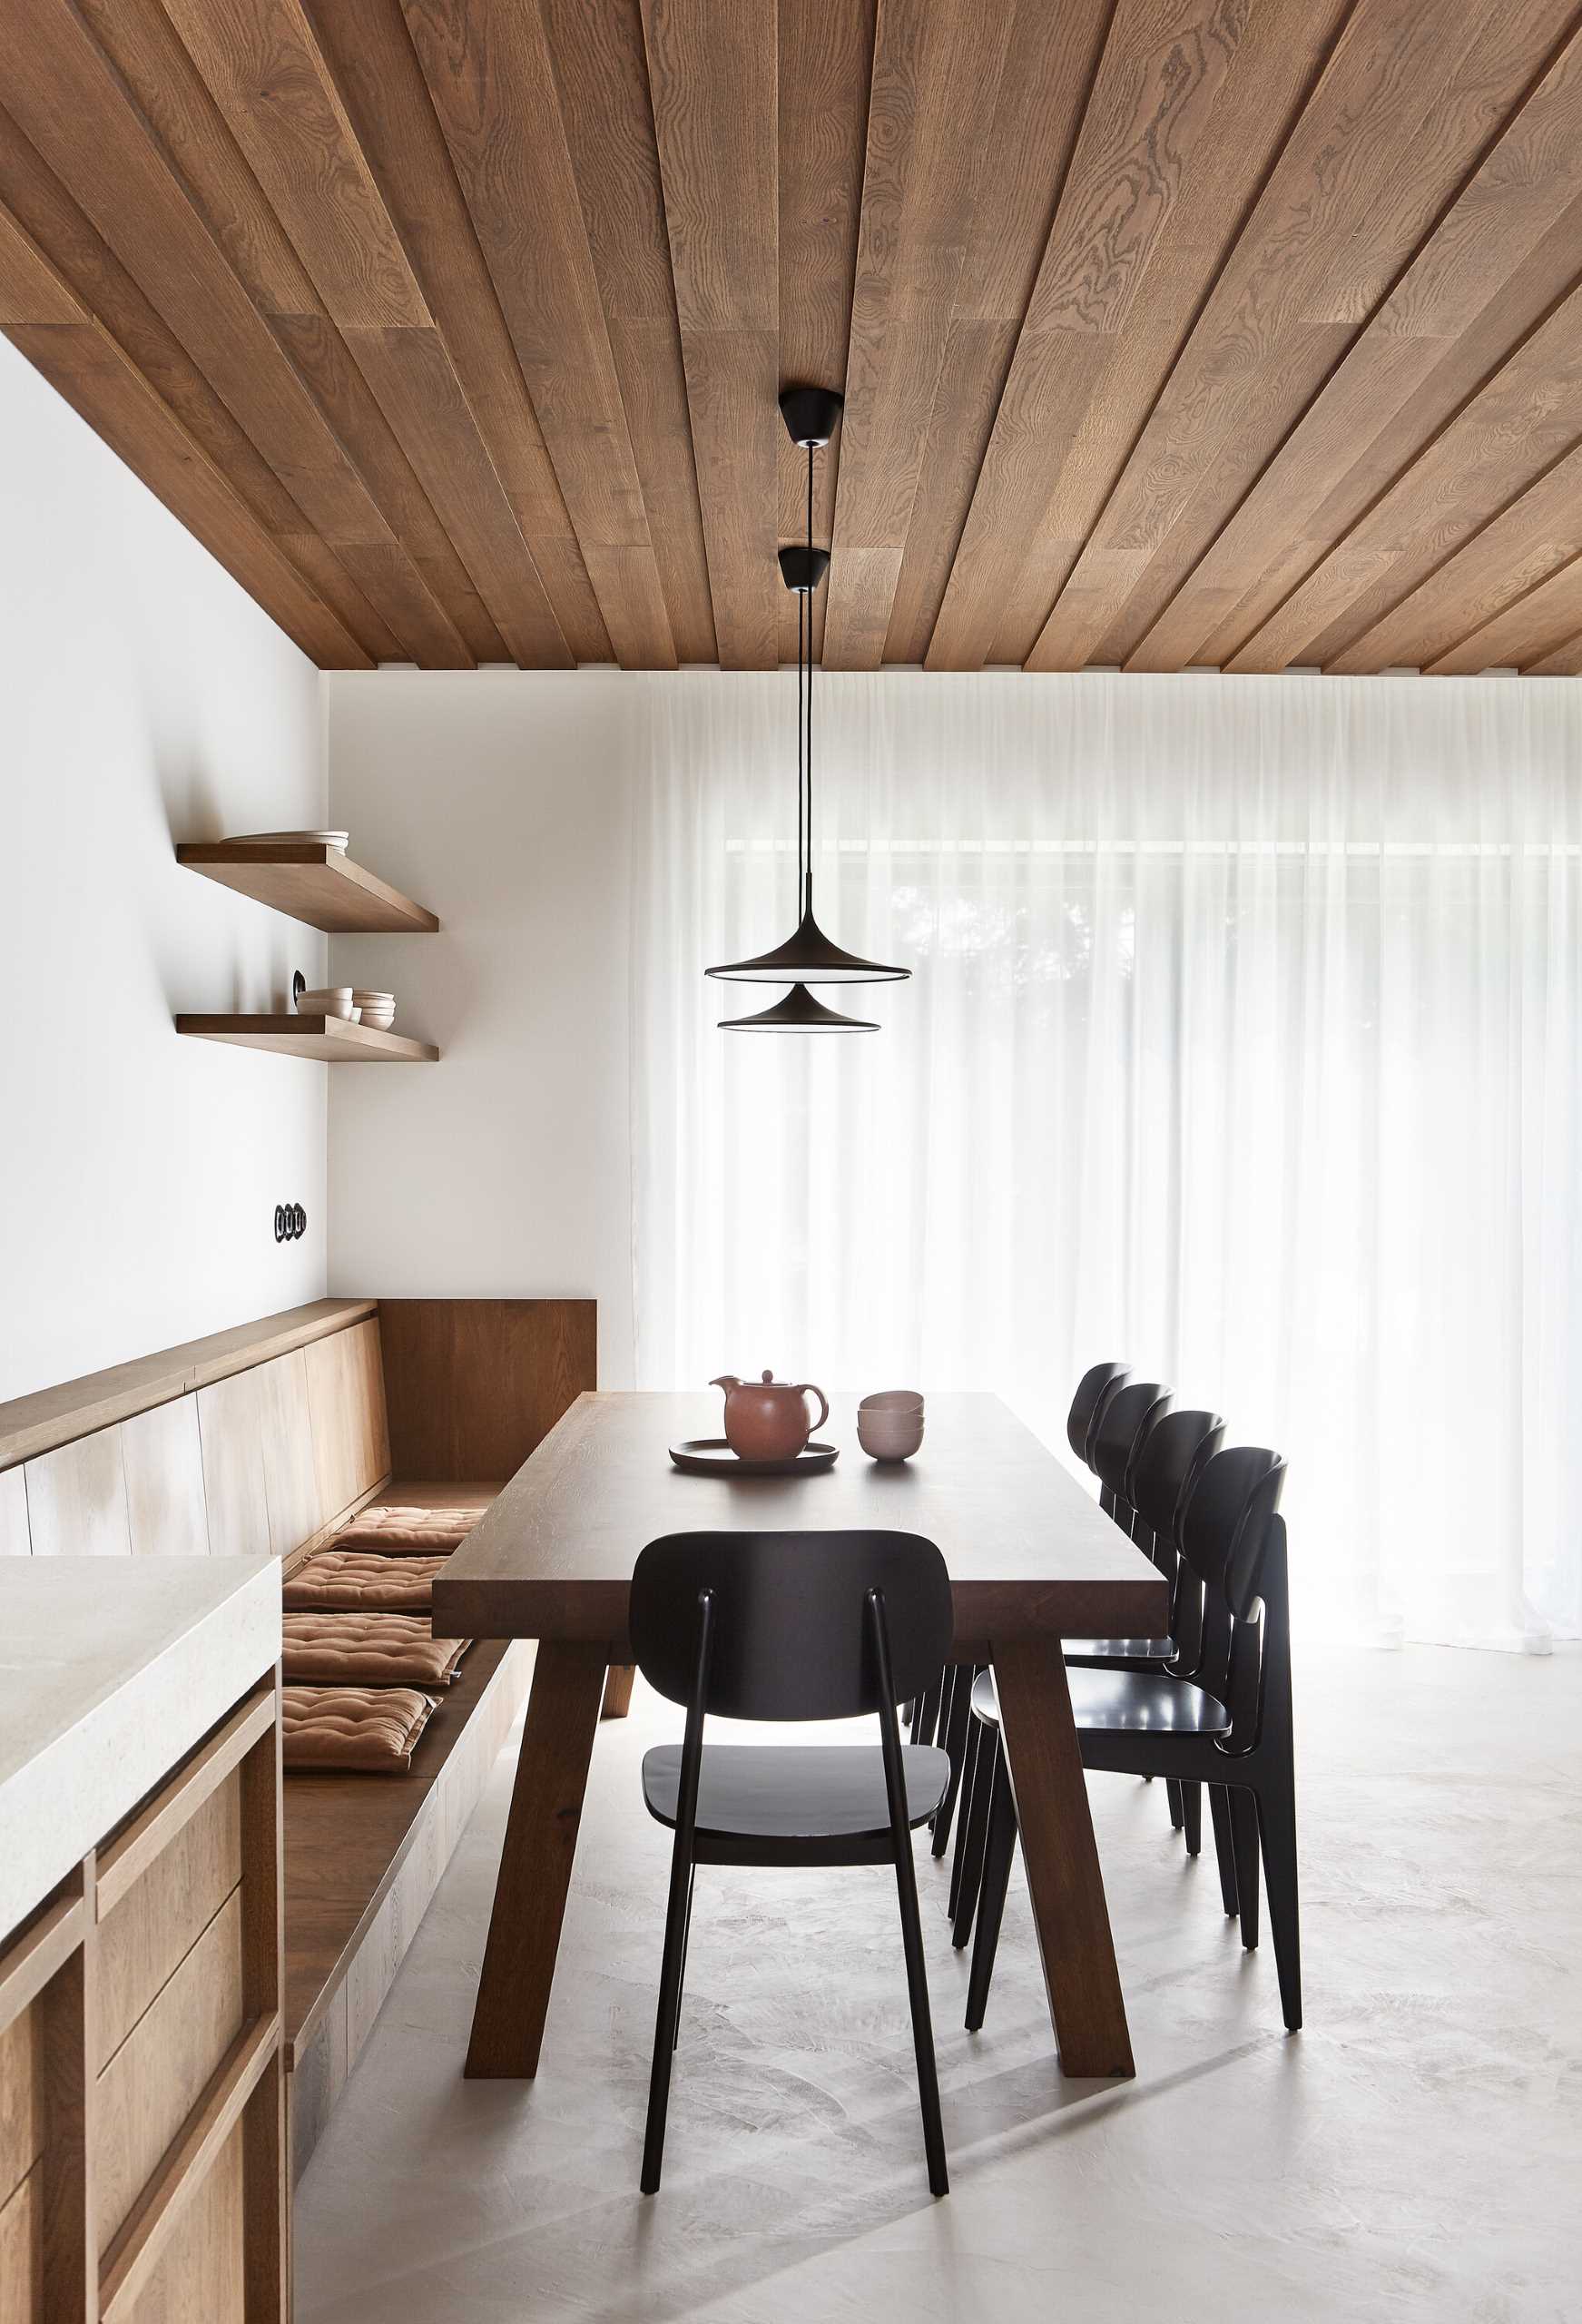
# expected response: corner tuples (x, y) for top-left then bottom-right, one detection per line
(1179, 1446), (1286, 1610)
(1066, 1362), (1129, 1464)
(1090, 1381), (1172, 1503)
(630, 1530), (953, 1722)
(1129, 1409), (1225, 1545)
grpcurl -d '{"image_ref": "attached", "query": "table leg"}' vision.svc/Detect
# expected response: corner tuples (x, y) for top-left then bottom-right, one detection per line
(464, 1640), (609, 2078)
(991, 1639), (1135, 2078)
(601, 1663), (636, 1719)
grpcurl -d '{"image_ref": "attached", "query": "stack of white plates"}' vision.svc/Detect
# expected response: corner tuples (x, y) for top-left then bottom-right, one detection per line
(351, 989), (396, 1032)
(229, 829), (349, 850)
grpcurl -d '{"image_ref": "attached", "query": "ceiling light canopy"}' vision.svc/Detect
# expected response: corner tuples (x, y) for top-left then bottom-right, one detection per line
(706, 386), (909, 1030)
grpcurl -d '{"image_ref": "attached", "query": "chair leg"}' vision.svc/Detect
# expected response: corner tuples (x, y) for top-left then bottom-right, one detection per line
(1256, 1779), (1302, 2032)
(943, 1728), (980, 1924)
(672, 1864), (696, 2052)
(931, 1665), (975, 1857)
(914, 1672), (944, 1749)
(952, 1728), (985, 1943)
(1165, 1777), (1184, 1831)
(1230, 1787), (1261, 1952)
(892, 1827), (949, 2195)
(1180, 1779), (1202, 1857)
(1208, 1784), (1239, 1915)
(965, 1748), (1017, 2034)
(641, 1837), (694, 2193)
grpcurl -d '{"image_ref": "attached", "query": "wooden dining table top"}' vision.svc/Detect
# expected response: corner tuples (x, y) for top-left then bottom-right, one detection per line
(434, 1391), (1169, 1649)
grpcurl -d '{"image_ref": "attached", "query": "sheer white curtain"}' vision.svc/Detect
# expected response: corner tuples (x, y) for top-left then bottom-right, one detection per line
(629, 671), (1582, 1650)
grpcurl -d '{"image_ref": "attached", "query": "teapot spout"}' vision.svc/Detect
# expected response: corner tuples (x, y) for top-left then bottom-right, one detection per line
(709, 1374), (742, 1391)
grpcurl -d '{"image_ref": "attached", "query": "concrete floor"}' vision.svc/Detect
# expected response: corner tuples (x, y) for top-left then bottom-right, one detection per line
(296, 1645), (1582, 2324)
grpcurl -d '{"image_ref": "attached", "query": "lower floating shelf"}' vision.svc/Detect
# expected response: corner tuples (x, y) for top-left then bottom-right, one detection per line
(176, 1014), (438, 1062)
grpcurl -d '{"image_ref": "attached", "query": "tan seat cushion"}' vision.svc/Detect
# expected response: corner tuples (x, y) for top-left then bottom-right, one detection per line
(282, 1610), (470, 1688)
(282, 1549), (450, 1613)
(282, 1685), (438, 1772)
(333, 1502), (490, 1550)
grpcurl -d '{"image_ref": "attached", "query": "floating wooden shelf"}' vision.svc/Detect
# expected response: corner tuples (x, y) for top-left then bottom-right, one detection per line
(177, 842), (438, 933)
(176, 1014), (438, 1062)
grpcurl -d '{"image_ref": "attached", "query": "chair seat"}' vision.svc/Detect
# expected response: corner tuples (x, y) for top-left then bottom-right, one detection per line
(642, 1743), (949, 1844)
(970, 1667), (1230, 1738)
(1063, 1636), (1174, 1660)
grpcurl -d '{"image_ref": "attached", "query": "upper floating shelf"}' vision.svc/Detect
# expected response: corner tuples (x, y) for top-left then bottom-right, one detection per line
(177, 842), (438, 933)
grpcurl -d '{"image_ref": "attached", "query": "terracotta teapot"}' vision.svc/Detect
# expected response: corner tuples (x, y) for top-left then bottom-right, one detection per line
(711, 1370), (830, 1462)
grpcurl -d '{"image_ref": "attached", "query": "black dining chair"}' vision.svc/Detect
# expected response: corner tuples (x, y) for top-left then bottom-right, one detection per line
(1066, 1360), (1131, 1468)
(1066, 1403), (1227, 1867)
(961, 1447), (1300, 2035)
(629, 1527), (956, 2196)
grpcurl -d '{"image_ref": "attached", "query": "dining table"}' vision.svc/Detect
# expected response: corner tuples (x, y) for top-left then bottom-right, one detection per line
(434, 1389), (1170, 2083)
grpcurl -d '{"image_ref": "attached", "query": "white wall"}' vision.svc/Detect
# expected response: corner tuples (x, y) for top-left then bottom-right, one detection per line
(0, 338), (328, 1400)
(327, 672), (636, 1384)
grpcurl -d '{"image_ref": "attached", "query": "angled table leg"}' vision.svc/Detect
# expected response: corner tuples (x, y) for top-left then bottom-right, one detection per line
(991, 1638), (1135, 2078)
(464, 1640), (609, 2078)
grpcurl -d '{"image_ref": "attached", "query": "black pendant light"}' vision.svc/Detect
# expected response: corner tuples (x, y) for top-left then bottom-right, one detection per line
(710, 385), (909, 1029)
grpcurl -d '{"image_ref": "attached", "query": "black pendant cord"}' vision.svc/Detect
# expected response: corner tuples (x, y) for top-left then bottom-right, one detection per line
(805, 439), (815, 915)
(795, 585), (805, 918)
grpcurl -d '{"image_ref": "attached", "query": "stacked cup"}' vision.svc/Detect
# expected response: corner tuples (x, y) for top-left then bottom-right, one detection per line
(857, 1390), (924, 1462)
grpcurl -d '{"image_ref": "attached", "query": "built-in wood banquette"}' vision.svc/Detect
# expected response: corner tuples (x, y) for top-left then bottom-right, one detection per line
(0, 1295), (598, 2200)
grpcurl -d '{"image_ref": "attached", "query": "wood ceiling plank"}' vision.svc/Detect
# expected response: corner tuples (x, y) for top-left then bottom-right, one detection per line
(7, 0), (472, 665)
(0, 103), (401, 661)
(820, 0), (1020, 670)
(538, 0), (715, 665)
(882, 0), (1108, 667)
(402, 0), (677, 668)
(154, 0), (574, 665)
(0, 202), (372, 665)
(1423, 515), (1582, 672)
(1130, 26), (1582, 673)
(776, 0), (874, 667)
(302, 0), (608, 662)
(929, 0), (1348, 674)
(922, 0), (1268, 673)
(641, 0), (779, 669)
(1226, 284), (1582, 673)
(1027, 0), (1571, 673)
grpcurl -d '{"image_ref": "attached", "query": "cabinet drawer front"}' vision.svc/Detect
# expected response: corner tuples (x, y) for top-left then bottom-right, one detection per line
(97, 1775), (242, 2070)
(0, 2004), (43, 2209)
(120, 2122), (245, 2324)
(96, 1889), (244, 2254)
(0, 2160), (42, 2319)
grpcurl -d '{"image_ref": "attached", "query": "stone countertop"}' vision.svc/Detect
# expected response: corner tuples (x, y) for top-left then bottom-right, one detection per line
(0, 1555), (280, 1939)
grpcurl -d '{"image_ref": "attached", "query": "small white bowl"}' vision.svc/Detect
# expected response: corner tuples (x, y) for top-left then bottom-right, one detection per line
(350, 990), (394, 1008)
(860, 1389), (925, 1415)
(296, 987), (355, 1019)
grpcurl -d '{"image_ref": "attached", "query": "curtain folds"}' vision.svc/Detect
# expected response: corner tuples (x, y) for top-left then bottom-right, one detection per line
(630, 672), (1582, 1649)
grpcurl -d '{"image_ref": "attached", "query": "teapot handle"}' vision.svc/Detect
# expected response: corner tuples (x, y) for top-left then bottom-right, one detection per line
(797, 1383), (830, 1434)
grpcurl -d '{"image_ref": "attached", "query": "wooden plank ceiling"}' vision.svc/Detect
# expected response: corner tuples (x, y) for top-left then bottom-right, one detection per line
(6, 0), (1582, 676)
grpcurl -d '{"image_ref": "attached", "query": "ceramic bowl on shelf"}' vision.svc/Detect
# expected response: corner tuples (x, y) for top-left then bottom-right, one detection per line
(857, 1389), (925, 1462)
(295, 986), (356, 1019)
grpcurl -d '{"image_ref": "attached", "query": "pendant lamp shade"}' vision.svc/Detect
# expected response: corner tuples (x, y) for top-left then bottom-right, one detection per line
(703, 382), (910, 1025)
(718, 982), (878, 1033)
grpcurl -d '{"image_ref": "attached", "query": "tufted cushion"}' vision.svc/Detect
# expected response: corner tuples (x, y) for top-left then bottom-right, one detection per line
(333, 1502), (490, 1551)
(282, 1684), (438, 1772)
(282, 1610), (470, 1688)
(282, 1549), (450, 1613)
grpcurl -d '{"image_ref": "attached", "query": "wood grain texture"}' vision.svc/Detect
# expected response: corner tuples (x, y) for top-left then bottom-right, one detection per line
(175, 842), (437, 933)
(5, 0), (1582, 673)
(991, 1639), (1135, 2076)
(197, 1371), (273, 1564)
(463, 1640), (608, 2076)
(304, 1317), (389, 1525)
(0, 1467), (28, 1557)
(642, 0), (779, 668)
(120, 1399), (210, 1561)
(97, 1780), (242, 2067)
(376, 1298), (596, 1482)
(23, 1430), (131, 1561)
